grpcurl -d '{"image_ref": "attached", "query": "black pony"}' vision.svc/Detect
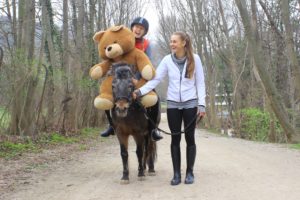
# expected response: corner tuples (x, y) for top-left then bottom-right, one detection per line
(111, 63), (157, 184)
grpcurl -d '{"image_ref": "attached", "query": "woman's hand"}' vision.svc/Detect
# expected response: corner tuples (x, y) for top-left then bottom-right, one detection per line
(197, 112), (206, 120)
(132, 78), (138, 86)
(132, 89), (140, 100)
(197, 106), (206, 121)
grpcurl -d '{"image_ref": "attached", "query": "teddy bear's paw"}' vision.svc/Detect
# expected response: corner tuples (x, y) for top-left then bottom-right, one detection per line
(141, 94), (158, 108)
(90, 66), (103, 80)
(94, 97), (114, 110)
(141, 65), (154, 80)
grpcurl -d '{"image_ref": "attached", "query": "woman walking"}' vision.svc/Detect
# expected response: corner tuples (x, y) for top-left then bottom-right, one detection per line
(133, 31), (206, 185)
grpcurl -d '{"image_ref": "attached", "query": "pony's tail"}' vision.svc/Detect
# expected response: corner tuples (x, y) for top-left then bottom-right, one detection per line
(143, 134), (157, 170)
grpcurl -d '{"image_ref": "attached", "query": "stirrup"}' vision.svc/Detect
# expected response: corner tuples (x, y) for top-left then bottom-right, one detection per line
(151, 129), (163, 141)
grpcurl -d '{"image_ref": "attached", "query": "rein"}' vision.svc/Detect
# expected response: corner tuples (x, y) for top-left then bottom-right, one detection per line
(136, 100), (202, 136)
(111, 63), (203, 136)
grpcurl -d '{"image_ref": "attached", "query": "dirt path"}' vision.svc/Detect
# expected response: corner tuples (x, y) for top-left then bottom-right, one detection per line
(1, 114), (300, 200)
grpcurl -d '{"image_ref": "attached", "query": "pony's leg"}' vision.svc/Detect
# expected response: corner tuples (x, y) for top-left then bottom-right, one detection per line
(119, 141), (129, 184)
(147, 156), (156, 176)
(133, 135), (146, 179)
(136, 143), (146, 180)
(145, 136), (156, 176)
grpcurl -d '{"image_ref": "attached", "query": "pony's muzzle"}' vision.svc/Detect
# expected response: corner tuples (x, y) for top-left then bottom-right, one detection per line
(115, 99), (130, 117)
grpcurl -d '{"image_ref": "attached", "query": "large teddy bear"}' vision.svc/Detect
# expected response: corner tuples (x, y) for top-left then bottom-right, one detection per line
(90, 25), (158, 110)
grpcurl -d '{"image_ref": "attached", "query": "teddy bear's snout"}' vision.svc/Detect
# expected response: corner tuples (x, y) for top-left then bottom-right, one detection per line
(105, 44), (124, 59)
(107, 46), (112, 51)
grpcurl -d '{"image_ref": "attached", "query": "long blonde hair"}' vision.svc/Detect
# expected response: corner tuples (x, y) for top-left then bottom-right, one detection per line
(173, 31), (195, 79)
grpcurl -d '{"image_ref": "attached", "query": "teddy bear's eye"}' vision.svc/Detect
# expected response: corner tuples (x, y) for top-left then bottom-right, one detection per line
(104, 47), (106, 50)
(114, 41), (117, 43)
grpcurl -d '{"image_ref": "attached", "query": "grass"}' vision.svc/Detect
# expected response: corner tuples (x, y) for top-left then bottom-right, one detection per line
(0, 128), (102, 159)
(47, 133), (79, 144)
(205, 127), (300, 151)
(206, 128), (221, 134)
(0, 141), (38, 159)
(290, 143), (300, 150)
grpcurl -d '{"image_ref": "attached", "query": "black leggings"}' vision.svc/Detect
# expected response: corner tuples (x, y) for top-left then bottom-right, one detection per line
(167, 107), (197, 147)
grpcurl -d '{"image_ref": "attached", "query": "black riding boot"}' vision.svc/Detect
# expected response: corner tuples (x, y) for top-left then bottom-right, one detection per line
(170, 145), (181, 185)
(185, 145), (196, 184)
(100, 110), (115, 137)
(147, 101), (163, 141)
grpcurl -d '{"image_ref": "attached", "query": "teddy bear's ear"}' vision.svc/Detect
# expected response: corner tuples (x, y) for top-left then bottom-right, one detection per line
(110, 25), (124, 32)
(93, 31), (105, 43)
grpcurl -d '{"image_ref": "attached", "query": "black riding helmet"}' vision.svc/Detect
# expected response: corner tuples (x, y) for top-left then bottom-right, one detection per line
(130, 17), (149, 35)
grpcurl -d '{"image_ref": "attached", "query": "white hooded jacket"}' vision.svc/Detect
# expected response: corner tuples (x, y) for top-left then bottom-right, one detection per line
(139, 54), (206, 107)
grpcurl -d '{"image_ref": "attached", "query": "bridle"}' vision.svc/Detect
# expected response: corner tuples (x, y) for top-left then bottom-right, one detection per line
(112, 64), (135, 103)
(112, 63), (203, 135)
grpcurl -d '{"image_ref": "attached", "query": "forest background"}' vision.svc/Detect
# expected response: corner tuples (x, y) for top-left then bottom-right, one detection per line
(0, 0), (299, 148)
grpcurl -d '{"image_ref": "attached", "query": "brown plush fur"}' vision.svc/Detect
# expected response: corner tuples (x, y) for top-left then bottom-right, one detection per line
(90, 25), (158, 110)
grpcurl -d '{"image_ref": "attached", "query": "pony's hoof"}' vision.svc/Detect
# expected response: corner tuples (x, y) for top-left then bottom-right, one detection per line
(148, 169), (156, 176)
(120, 179), (130, 185)
(148, 172), (156, 176)
(138, 176), (146, 181)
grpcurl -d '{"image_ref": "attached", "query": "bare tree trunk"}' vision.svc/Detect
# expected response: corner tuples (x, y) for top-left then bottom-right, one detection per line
(21, 0), (37, 136)
(203, 40), (217, 129)
(16, 0), (25, 49)
(186, 0), (203, 55)
(35, 29), (47, 132)
(88, 0), (97, 65)
(12, 0), (17, 45)
(186, 0), (216, 128)
(63, 0), (69, 76)
(280, 0), (300, 111)
(4, 0), (16, 48)
(9, 0), (24, 134)
(41, 0), (57, 127)
(76, 0), (85, 69)
(258, 0), (289, 107)
(217, 0), (238, 78)
(86, 0), (99, 127)
(235, 0), (297, 141)
(217, 0), (242, 133)
(41, 0), (57, 67)
(9, 0), (37, 136)
(74, 0), (86, 130)
(25, 0), (35, 60)
(117, 0), (125, 24)
(71, 0), (78, 38)
(59, 0), (72, 134)
(280, 0), (300, 98)
(97, 0), (107, 30)
(0, 47), (3, 70)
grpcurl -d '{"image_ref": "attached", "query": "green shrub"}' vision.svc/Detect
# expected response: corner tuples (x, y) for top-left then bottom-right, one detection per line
(0, 107), (11, 129)
(239, 108), (282, 141)
(291, 143), (300, 150)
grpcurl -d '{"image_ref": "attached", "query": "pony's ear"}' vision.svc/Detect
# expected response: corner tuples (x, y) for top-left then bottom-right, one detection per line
(93, 31), (105, 43)
(110, 25), (124, 32)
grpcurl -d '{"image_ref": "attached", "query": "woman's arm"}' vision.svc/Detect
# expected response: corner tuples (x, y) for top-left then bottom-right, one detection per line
(136, 56), (168, 96)
(194, 54), (206, 107)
